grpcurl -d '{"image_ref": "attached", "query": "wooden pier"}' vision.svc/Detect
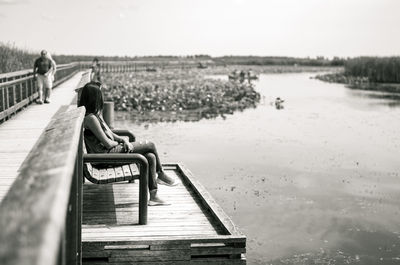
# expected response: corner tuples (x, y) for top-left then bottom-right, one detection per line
(82, 164), (246, 264)
(0, 64), (246, 265)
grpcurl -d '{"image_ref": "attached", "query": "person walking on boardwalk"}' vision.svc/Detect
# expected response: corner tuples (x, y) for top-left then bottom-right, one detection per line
(33, 50), (56, 104)
(78, 81), (177, 206)
(90, 57), (101, 82)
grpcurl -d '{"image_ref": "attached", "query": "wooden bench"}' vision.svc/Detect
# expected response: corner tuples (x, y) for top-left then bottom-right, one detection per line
(82, 129), (149, 225)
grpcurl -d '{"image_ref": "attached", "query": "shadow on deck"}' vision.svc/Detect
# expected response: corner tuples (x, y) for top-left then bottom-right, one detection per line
(82, 164), (246, 265)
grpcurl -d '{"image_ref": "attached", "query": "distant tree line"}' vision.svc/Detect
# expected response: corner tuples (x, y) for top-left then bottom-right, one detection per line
(213, 56), (345, 66)
(345, 57), (400, 83)
(0, 42), (347, 73)
(4, 42), (400, 84)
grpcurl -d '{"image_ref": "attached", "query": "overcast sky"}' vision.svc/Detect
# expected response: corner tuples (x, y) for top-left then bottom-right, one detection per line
(0, 0), (399, 58)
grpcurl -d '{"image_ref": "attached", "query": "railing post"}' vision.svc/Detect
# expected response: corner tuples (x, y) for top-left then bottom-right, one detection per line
(12, 83), (16, 107)
(5, 85), (9, 111)
(2, 87), (5, 113)
(18, 83), (24, 102)
(31, 77), (36, 101)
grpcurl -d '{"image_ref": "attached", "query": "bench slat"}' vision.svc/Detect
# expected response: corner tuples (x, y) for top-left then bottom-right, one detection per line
(106, 168), (116, 183)
(114, 167), (125, 182)
(86, 163), (93, 174)
(92, 167), (100, 181)
(99, 169), (108, 184)
(129, 163), (139, 176)
(122, 165), (132, 180)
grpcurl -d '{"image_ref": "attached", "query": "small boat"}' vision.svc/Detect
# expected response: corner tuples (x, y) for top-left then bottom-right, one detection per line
(248, 74), (259, 80)
(197, 62), (208, 69)
(228, 74), (239, 80)
(228, 71), (259, 81)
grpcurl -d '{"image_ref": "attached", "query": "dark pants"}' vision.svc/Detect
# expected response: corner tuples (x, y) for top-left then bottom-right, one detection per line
(109, 140), (162, 191)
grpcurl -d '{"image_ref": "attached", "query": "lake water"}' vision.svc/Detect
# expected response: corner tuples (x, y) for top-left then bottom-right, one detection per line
(115, 73), (400, 265)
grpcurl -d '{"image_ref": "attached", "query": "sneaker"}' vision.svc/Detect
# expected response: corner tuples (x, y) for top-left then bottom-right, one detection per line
(157, 172), (178, 186)
(36, 99), (43, 104)
(44, 99), (50, 104)
(148, 198), (170, 206)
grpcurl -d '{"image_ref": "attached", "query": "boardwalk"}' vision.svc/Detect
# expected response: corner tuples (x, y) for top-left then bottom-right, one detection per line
(0, 72), (83, 201)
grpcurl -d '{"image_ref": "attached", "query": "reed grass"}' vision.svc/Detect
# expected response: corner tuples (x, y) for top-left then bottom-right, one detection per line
(0, 42), (36, 73)
(345, 57), (400, 83)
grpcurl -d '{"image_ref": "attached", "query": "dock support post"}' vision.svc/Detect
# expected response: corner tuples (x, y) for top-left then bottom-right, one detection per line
(103, 101), (114, 129)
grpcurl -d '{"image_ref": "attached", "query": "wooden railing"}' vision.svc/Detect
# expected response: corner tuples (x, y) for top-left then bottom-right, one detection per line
(0, 106), (85, 265)
(0, 63), (80, 122)
(79, 59), (214, 74)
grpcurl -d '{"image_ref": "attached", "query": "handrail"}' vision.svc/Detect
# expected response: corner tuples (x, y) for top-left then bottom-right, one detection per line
(0, 63), (78, 82)
(0, 106), (86, 265)
(77, 60), (214, 74)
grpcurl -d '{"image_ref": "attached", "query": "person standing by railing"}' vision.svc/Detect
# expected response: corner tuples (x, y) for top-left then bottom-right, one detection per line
(33, 50), (56, 104)
(90, 57), (101, 82)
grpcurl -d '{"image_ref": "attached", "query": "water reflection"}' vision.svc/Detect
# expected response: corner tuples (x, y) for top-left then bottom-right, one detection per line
(346, 89), (400, 108)
(115, 108), (247, 124)
(115, 73), (400, 265)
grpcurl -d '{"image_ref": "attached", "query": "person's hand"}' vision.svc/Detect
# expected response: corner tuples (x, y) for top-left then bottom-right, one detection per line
(123, 141), (134, 152)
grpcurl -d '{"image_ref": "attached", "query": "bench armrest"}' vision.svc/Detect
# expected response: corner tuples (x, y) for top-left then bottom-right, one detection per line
(83, 153), (144, 164)
(112, 129), (136, 142)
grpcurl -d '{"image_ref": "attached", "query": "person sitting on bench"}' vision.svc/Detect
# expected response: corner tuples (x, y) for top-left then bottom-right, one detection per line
(78, 81), (177, 206)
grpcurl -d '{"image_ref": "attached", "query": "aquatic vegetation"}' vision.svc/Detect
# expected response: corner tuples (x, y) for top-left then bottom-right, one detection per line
(101, 69), (261, 122)
(345, 57), (400, 83)
(315, 67), (400, 93)
(314, 72), (368, 84)
(202, 65), (340, 76)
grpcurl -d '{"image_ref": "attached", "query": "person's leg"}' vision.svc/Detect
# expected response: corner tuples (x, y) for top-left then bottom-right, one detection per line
(130, 140), (163, 172)
(146, 153), (168, 205)
(44, 75), (52, 103)
(130, 140), (177, 185)
(108, 140), (176, 186)
(144, 153), (157, 191)
(36, 75), (44, 103)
